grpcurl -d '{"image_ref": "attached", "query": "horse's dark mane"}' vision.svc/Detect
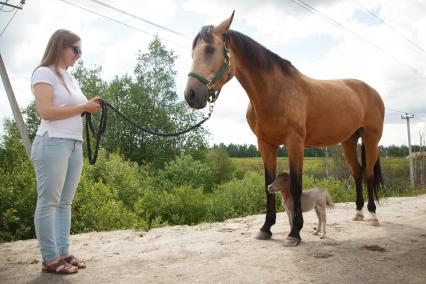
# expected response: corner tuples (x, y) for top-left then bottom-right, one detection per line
(192, 25), (293, 76)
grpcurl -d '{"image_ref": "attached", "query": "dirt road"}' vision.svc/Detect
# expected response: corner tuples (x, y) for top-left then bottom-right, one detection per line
(1, 195), (426, 283)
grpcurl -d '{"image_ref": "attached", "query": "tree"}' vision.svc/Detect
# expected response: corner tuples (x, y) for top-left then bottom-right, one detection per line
(205, 146), (235, 185)
(0, 119), (36, 241)
(71, 36), (208, 167)
(23, 101), (40, 141)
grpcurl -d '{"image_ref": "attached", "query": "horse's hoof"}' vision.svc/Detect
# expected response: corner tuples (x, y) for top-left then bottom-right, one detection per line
(368, 219), (380, 227)
(284, 237), (301, 247)
(256, 231), (272, 240)
(320, 235), (326, 239)
(353, 214), (364, 221)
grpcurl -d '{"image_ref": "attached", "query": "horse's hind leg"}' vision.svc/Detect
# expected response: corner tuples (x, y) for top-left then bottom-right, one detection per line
(362, 133), (381, 226)
(342, 135), (364, 221)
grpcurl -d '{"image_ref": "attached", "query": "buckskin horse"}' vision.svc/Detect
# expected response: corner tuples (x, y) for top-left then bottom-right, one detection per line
(184, 12), (384, 246)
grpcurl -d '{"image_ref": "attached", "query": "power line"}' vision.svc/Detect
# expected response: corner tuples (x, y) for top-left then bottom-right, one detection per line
(352, 0), (426, 56)
(385, 107), (414, 116)
(58, 0), (189, 50)
(89, 0), (191, 40)
(0, 6), (14, 12)
(290, 0), (426, 79)
(0, 1), (22, 37)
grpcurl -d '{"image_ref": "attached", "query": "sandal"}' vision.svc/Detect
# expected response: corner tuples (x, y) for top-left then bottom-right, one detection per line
(63, 255), (87, 269)
(42, 258), (78, 274)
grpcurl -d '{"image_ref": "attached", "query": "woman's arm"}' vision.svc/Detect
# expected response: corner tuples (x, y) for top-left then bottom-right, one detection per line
(33, 83), (100, 120)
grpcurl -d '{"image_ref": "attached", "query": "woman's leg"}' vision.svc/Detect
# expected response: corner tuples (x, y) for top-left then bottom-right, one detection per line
(32, 134), (73, 263)
(56, 140), (83, 257)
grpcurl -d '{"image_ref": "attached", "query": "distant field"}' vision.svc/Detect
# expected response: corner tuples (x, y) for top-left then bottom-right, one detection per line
(231, 157), (408, 173)
(231, 157), (324, 173)
(231, 157), (414, 191)
(231, 157), (424, 196)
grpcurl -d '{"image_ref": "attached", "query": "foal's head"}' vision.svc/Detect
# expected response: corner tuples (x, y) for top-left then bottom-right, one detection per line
(184, 12), (235, 109)
(267, 172), (291, 194)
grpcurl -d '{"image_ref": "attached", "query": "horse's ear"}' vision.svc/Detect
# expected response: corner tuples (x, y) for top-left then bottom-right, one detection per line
(214, 10), (235, 35)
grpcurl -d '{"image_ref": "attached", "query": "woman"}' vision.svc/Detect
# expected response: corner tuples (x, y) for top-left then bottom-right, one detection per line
(31, 29), (100, 274)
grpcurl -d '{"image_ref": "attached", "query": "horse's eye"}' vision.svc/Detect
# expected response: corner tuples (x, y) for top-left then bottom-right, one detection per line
(205, 46), (215, 55)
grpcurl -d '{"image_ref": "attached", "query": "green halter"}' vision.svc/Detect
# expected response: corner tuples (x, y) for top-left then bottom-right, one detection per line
(188, 34), (231, 103)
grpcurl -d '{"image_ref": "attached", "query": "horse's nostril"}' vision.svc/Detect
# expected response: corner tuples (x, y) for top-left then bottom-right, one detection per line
(189, 89), (196, 99)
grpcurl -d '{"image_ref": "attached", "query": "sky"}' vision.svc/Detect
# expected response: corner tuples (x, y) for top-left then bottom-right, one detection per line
(1, 0), (426, 148)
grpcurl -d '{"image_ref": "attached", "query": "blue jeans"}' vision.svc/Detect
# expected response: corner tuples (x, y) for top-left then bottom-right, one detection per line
(31, 132), (83, 263)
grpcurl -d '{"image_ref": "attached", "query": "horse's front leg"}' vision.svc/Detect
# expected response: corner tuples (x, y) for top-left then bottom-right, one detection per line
(286, 139), (304, 246)
(256, 140), (278, 240)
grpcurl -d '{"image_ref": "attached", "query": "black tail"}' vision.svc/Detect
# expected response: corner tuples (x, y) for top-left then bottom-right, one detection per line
(361, 144), (385, 201)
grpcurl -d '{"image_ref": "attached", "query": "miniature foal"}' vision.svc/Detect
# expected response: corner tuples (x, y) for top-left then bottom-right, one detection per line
(268, 172), (334, 239)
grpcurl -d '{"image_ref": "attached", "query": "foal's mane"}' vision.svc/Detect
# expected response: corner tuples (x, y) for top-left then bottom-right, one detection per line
(192, 25), (293, 76)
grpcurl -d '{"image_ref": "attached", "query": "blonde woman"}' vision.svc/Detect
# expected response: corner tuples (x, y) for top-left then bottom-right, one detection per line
(31, 29), (100, 274)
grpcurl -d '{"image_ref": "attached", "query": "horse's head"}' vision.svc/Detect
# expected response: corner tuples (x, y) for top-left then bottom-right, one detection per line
(184, 12), (235, 109)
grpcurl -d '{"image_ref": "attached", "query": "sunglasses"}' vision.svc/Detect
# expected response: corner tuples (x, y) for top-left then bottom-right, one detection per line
(70, 46), (82, 56)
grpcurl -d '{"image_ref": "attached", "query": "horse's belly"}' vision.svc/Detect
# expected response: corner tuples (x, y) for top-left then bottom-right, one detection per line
(305, 123), (359, 147)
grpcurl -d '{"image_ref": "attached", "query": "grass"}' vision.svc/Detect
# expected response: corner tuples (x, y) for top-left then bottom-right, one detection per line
(231, 156), (426, 199)
(231, 157), (325, 173)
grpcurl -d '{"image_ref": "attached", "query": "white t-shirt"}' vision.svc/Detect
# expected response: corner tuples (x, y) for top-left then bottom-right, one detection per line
(31, 65), (88, 141)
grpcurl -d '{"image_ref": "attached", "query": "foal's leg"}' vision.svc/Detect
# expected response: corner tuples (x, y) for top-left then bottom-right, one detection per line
(363, 138), (381, 226)
(313, 207), (321, 235)
(256, 140), (278, 240)
(286, 210), (294, 240)
(342, 137), (364, 221)
(320, 208), (327, 239)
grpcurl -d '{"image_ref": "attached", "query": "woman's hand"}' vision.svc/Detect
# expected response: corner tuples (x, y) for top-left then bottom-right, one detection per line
(34, 83), (100, 120)
(84, 96), (101, 113)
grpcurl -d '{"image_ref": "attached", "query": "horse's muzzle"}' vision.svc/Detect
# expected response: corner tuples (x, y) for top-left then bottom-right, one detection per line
(184, 85), (208, 109)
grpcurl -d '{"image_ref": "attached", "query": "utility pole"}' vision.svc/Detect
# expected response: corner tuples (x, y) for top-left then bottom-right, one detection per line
(0, 1), (24, 9)
(0, 52), (31, 158)
(401, 113), (414, 187)
(420, 133), (424, 187)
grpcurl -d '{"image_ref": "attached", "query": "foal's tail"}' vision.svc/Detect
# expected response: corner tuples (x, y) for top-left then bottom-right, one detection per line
(325, 191), (334, 209)
(361, 144), (385, 201)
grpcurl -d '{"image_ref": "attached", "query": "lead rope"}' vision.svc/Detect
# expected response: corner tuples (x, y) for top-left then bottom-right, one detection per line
(83, 99), (214, 165)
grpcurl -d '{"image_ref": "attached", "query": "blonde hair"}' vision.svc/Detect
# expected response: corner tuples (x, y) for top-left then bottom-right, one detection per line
(36, 29), (81, 94)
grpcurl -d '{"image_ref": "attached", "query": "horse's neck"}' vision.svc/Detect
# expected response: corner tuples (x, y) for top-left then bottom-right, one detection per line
(232, 50), (303, 114)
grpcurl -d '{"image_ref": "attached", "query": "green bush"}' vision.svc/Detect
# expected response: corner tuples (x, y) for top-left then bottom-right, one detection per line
(159, 186), (208, 225)
(72, 179), (146, 233)
(160, 154), (215, 192)
(83, 149), (154, 210)
(134, 188), (167, 229)
(205, 147), (235, 184)
(206, 172), (265, 221)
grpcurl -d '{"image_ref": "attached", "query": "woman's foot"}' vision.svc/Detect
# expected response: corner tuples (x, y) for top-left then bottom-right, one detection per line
(42, 258), (78, 274)
(62, 255), (87, 269)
